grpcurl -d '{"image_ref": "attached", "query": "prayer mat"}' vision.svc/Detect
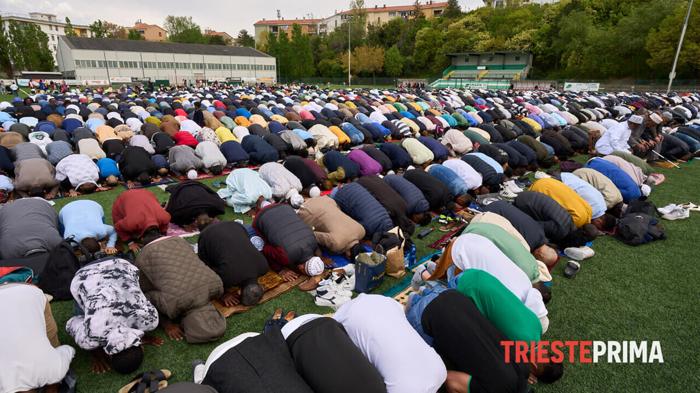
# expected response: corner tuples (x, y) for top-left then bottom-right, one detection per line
(382, 251), (442, 298)
(122, 176), (176, 190)
(175, 168), (232, 181)
(214, 270), (308, 318)
(165, 223), (199, 238)
(428, 223), (466, 249)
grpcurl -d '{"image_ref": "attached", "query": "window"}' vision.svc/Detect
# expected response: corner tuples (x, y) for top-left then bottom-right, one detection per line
(158, 32), (162, 37)
(389, 11), (396, 17)
(192, 63), (204, 70)
(514, 56), (521, 61)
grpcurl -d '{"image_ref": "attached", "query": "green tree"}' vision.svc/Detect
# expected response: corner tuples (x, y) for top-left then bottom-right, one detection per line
(0, 17), (14, 75)
(276, 31), (293, 80)
(413, 0), (426, 20)
(6, 21), (54, 71)
(384, 45), (404, 77)
(646, 1), (700, 78)
(289, 24), (315, 78)
(64, 17), (76, 36)
(443, 0), (462, 19)
(164, 16), (205, 43)
(342, 45), (384, 77)
(236, 29), (256, 48)
(206, 35), (229, 45)
(89, 20), (108, 38)
(127, 29), (144, 40)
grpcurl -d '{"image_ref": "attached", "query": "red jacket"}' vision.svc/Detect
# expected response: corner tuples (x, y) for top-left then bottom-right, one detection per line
(173, 131), (199, 148)
(112, 189), (171, 241)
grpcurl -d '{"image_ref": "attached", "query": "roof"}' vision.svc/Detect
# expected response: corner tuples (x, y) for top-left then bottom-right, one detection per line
(447, 51), (531, 56)
(1, 13), (90, 28)
(133, 23), (166, 31)
(254, 18), (322, 26)
(61, 36), (272, 58)
(339, 1), (447, 15)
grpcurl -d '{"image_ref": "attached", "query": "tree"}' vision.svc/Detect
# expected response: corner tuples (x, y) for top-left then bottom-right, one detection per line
(64, 17), (76, 36)
(0, 17), (13, 75)
(413, 0), (426, 20)
(206, 35), (229, 45)
(443, 0), (462, 19)
(341, 46), (384, 76)
(289, 24), (316, 78)
(5, 21), (55, 71)
(164, 16), (205, 43)
(104, 21), (127, 39)
(127, 29), (144, 40)
(89, 20), (108, 38)
(236, 29), (256, 48)
(384, 45), (404, 77)
(646, 1), (700, 78)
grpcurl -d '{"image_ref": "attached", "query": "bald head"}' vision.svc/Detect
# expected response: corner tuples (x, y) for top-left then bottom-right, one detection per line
(533, 244), (559, 268)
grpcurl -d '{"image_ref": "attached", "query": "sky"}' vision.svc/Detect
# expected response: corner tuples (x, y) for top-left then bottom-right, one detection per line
(0, 0), (485, 36)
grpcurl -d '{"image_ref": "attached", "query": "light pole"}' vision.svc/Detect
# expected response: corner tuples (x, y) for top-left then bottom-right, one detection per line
(348, 16), (352, 87)
(667, 0), (694, 94)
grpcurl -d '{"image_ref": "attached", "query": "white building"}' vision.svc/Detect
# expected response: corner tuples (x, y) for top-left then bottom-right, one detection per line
(57, 36), (277, 85)
(0, 12), (92, 65)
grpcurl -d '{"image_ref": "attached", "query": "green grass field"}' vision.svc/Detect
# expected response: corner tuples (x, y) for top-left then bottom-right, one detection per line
(44, 160), (700, 392)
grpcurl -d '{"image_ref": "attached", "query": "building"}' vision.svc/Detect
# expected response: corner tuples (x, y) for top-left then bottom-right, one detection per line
(204, 29), (235, 45)
(322, 1), (447, 33)
(0, 12), (91, 63)
(254, 1), (447, 45)
(56, 36), (277, 85)
(484, 0), (559, 7)
(254, 18), (321, 46)
(132, 21), (167, 42)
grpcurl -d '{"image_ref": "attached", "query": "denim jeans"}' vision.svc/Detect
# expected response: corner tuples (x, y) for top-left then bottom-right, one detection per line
(405, 284), (448, 346)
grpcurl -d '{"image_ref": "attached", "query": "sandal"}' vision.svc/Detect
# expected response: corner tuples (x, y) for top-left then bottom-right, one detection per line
(119, 370), (172, 393)
(563, 261), (581, 279)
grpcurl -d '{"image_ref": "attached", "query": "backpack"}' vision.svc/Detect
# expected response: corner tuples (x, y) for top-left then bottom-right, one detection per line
(626, 200), (659, 217)
(39, 240), (83, 300)
(616, 213), (666, 246)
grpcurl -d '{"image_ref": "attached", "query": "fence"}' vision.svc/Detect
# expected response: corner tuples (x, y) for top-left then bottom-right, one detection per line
(276, 76), (399, 87)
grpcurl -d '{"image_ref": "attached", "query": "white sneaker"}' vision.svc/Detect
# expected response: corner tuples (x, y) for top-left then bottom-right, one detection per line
(657, 204), (678, 215)
(564, 246), (595, 261)
(387, 170), (396, 176)
(317, 272), (355, 292)
(499, 186), (518, 199)
(503, 180), (524, 194)
(662, 208), (690, 221)
(535, 171), (551, 179)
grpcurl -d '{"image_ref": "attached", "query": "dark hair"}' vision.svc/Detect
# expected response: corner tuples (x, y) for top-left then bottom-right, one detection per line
(195, 213), (214, 230)
(77, 182), (97, 194)
(241, 281), (264, 306)
(538, 362), (564, 384)
(599, 213), (617, 231)
(416, 212), (432, 226)
(109, 346), (144, 374)
(534, 282), (552, 304)
(608, 202), (624, 218)
(136, 172), (151, 186)
(140, 226), (162, 245)
(28, 186), (44, 197)
(210, 165), (223, 175)
(80, 237), (101, 255)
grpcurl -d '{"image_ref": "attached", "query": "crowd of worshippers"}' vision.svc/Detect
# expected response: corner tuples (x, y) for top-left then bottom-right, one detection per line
(1, 85), (700, 393)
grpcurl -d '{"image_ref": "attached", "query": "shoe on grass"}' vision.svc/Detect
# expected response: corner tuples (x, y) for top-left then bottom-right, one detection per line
(564, 246), (595, 261)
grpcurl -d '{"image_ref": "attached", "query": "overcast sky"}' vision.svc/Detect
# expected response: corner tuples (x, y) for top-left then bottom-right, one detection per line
(1, 0), (485, 35)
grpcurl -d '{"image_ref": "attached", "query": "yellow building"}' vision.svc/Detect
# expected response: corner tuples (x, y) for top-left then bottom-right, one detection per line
(133, 21), (167, 42)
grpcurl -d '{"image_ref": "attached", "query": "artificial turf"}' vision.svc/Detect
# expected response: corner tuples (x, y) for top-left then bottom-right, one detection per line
(45, 159), (699, 393)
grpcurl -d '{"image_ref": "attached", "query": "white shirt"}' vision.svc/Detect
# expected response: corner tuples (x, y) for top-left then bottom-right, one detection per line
(452, 233), (547, 318)
(0, 284), (75, 393)
(595, 122), (630, 155)
(334, 294), (446, 393)
(281, 314), (323, 339)
(442, 158), (482, 190)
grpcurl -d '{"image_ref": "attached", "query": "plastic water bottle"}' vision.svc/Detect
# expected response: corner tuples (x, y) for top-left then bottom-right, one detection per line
(405, 243), (417, 268)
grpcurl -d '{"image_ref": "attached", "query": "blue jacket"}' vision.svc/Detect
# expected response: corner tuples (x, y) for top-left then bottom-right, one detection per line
(97, 158), (121, 179)
(241, 135), (278, 164)
(383, 174), (430, 215)
(427, 165), (469, 197)
(323, 150), (360, 179)
(220, 141), (250, 164)
(585, 158), (641, 202)
(380, 143), (412, 169)
(333, 182), (393, 237)
(419, 136), (449, 161)
(341, 122), (366, 145)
